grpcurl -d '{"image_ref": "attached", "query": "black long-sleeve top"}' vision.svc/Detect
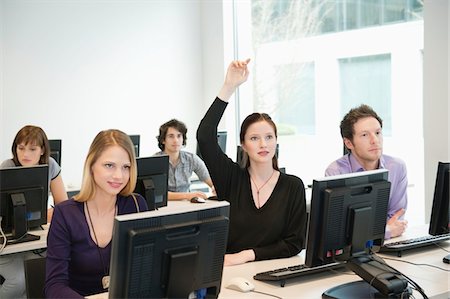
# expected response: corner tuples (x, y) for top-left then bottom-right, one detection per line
(197, 97), (307, 261)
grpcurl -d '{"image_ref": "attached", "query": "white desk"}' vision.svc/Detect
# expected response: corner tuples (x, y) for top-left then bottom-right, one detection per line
(90, 241), (449, 299)
(220, 244), (449, 299)
(219, 224), (450, 299)
(87, 220), (449, 299)
(0, 224), (49, 256)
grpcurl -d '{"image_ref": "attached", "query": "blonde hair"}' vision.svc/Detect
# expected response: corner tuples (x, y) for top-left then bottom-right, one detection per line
(74, 129), (137, 202)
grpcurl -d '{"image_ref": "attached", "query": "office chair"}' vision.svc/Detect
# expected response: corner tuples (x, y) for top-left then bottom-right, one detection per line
(24, 256), (46, 299)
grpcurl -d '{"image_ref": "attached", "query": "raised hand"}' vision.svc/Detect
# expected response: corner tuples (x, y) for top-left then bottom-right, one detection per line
(218, 58), (251, 102)
(224, 59), (251, 89)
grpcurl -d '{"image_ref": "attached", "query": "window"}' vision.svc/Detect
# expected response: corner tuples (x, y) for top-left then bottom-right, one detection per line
(339, 54), (392, 136)
(229, 0), (424, 224)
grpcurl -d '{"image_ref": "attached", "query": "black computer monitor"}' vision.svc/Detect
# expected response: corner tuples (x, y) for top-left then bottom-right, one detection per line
(306, 169), (411, 298)
(108, 201), (230, 299)
(217, 131), (227, 153)
(128, 135), (140, 157)
(429, 161), (449, 236)
(134, 155), (169, 211)
(48, 139), (62, 166)
(197, 131), (227, 159)
(0, 165), (49, 244)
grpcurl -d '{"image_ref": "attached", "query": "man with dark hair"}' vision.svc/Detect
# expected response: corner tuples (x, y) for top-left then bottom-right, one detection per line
(325, 104), (408, 239)
(154, 119), (215, 201)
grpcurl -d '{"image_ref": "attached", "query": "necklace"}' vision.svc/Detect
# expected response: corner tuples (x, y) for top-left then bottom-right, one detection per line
(249, 169), (276, 208)
(85, 201), (116, 289)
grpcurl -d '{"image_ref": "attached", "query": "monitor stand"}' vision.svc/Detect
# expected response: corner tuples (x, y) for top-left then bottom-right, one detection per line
(323, 280), (412, 299)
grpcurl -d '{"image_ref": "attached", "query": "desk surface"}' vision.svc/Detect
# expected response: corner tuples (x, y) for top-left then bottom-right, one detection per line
(0, 224), (49, 256)
(4, 200), (447, 298)
(86, 218), (449, 299)
(220, 240), (449, 299)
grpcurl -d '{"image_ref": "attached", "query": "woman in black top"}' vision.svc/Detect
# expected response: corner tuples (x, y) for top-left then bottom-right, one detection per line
(197, 59), (307, 266)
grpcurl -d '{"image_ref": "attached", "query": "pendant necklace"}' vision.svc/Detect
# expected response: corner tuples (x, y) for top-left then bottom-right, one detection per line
(250, 169), (275, 208)
(85, 201), (116, 289)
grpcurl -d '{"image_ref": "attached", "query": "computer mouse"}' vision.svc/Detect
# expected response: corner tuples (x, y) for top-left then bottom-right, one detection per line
(190, 197), (206, 203)
(226, 277), (255, 293)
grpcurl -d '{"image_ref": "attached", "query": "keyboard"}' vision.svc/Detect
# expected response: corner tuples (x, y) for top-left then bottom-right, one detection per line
(380, 233), (450, 256)
(253, 262), (346, 286)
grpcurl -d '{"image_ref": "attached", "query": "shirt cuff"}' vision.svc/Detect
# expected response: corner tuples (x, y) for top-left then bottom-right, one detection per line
(384, 226), (392, 240)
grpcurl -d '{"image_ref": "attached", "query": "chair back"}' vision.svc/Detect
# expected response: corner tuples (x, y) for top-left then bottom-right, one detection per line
(24, 256), (46, 299)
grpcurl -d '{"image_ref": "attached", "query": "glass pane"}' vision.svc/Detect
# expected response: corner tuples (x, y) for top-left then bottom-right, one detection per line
(344, 0), (358, 30)
(271, 63), (315, 135)
(339, 54), (392, 136)
(383, 0), (404, 23)
(361, 0), (381, 27)
(252, 0), (330, 42)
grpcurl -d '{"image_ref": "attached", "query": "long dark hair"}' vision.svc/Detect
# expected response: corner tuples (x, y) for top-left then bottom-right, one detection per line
(239, 113), (279, 170)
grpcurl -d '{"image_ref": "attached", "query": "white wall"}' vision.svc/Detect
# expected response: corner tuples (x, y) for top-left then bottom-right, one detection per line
(0, 1), (4, 147)
(423, 0), (450, 220)
(0, 0), (226, 188)
(1, 0), (448, 221)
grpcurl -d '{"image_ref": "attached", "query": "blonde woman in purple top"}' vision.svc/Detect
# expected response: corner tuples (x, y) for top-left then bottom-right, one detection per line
(325, 104), (408, 239)
(45, 129), (148, 298)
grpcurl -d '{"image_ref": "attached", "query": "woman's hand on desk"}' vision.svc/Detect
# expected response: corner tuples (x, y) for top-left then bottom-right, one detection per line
(224, 249), (255, 266)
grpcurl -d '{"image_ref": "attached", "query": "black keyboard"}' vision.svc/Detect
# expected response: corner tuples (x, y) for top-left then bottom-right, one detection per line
(380, 233), (450, 256)
(253, 262), (346, 286)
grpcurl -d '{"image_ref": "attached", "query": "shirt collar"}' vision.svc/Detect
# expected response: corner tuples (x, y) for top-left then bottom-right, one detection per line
(178, 151), (187, 165)
(348, 153), (385, 172)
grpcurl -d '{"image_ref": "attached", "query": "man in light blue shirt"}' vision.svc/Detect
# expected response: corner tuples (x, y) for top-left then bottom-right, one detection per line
(325, 104), (408, 239)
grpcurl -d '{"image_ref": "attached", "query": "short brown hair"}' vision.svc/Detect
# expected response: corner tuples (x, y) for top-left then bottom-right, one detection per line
(340, 104), (383, 150)
(11, 125), (50, 166)
(75, 129), (137, 202)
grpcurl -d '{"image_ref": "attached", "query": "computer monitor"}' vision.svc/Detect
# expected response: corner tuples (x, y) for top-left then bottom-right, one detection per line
(0, 165), (49, 244)
(306, 169), (411, 298)
(108, 201), (230, 299)
(429, 161), (449, 236)
(217, 131), (227, 153)
(134, 155), (169, 211)
(128, 135), (140, 157)
(196, 131), (227, 159)
(48, 139), (62, 166)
